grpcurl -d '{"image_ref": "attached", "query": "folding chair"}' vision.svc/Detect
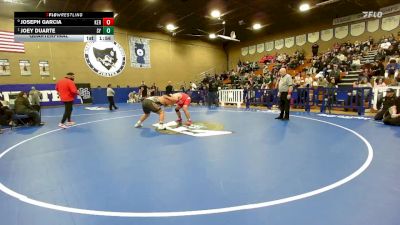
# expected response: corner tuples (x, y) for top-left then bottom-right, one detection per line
(12, 114), (30, 126)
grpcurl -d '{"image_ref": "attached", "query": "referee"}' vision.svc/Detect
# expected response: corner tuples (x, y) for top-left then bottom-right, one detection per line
(275, 68), (293, 121)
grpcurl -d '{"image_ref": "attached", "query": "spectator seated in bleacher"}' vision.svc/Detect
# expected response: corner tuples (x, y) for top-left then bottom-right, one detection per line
(385, 59), (399, 79)
(316, 76), (328, 87)
(359, 67), (373, 82)
(237, 61), (259, 73)
(380, 38), (391, 50)
(14, 91), (43, 126)
(351, 55), (362, 71)
(371, 60), (385, 77)
(0, 101), (15, 127)
(328, 64), (341, 84)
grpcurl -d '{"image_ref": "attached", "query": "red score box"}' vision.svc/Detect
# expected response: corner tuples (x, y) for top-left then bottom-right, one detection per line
(102, 18), (114, 26)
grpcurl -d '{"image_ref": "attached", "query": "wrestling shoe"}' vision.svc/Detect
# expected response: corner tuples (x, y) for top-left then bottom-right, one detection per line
(66, 121), (76, 126)
(58, 123), (69, 129)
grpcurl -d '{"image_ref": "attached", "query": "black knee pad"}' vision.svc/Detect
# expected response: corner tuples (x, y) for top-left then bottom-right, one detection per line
(175, 108), (180, 112)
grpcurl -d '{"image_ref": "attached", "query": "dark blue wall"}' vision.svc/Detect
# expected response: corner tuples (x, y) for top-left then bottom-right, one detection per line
(91, 88), (139, 104)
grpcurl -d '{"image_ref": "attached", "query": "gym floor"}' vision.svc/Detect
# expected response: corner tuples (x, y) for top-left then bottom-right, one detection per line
(0, 103), (399, 225)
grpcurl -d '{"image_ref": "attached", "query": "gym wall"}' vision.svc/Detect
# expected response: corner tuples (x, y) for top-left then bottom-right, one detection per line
(0, 16), (227, 88)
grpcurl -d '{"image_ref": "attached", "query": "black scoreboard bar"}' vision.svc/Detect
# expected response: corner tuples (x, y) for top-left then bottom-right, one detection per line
(14, 12), (114, 42)
(15, 26), (106, 35)
(15, 19), (107, 26)
(14, 12), (113, 18)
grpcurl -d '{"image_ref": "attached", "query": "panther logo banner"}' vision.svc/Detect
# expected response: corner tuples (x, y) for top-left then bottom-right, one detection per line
(84, 41), (126, 77)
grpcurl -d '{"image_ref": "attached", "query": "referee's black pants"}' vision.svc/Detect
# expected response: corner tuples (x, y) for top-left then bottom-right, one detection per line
(108, 96), (118, 110)
(279, 92), (290, 119)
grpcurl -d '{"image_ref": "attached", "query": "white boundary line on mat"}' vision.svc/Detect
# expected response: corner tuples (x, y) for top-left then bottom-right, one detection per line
(0, 110), (373, 217)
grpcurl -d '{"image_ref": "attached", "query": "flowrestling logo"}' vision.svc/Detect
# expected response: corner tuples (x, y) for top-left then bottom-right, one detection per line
(362, 11), (383, 18)
(84, 41), (126, 77)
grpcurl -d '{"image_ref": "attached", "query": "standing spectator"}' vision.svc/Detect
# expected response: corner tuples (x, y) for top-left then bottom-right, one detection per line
(275, 68), (293, 120)
(150, 83), (157, 96)
(15, 91), (43, 126)
(368, 36), (374, 50)
(166, 81), (173, 95)
(55, 72), (78, 129)
(374, 78), (387, 110)
(190, 82), (197, 91)
(107, 84), (118, 111)
(139, 81), (148, 100)
(207, 77), (220, 107)
(180, 84), (186, 92)
(326, 77), (338, 113)
(29, 86), (42, 112)
(312, 43), (319, 57)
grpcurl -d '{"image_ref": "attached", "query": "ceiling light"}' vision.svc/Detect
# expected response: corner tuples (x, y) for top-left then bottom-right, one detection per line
(166, 24), (177, 31)
(210, 10), (221, 18)
(299, 3), (310, 12)
(209, 33), (216, 39)
(222, 21), (226, 25)
(252, 23), (261, 30)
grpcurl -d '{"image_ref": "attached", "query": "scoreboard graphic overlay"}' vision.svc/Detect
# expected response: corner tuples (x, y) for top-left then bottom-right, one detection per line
(14, 12), (114, 42)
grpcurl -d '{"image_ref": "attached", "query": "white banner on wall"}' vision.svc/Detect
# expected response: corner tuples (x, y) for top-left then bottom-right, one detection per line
(274, 39), (284, 50)
(381, 15), (400, 31)
(257, 43), (264, 53)
(333, 13), (365, 26)
(321, 29), (333, 41)
(39, 60), (50, 76)
(367, 19), (380, 32)
(307, 32), (319, 43)
(241, 47), (248, 56)
(350, 22), (365, 36)
(248, 45), (256, 55)
(265, 41), (274, 51)
(0, 59), (10, 76)
(295, 34), (306, 46)
(380, 3), (400, 15)
(333, 3), (400, 25)
(19, 60), (31, 76)
(335, 25), (348, 39)
(284, 37), (294, 48)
